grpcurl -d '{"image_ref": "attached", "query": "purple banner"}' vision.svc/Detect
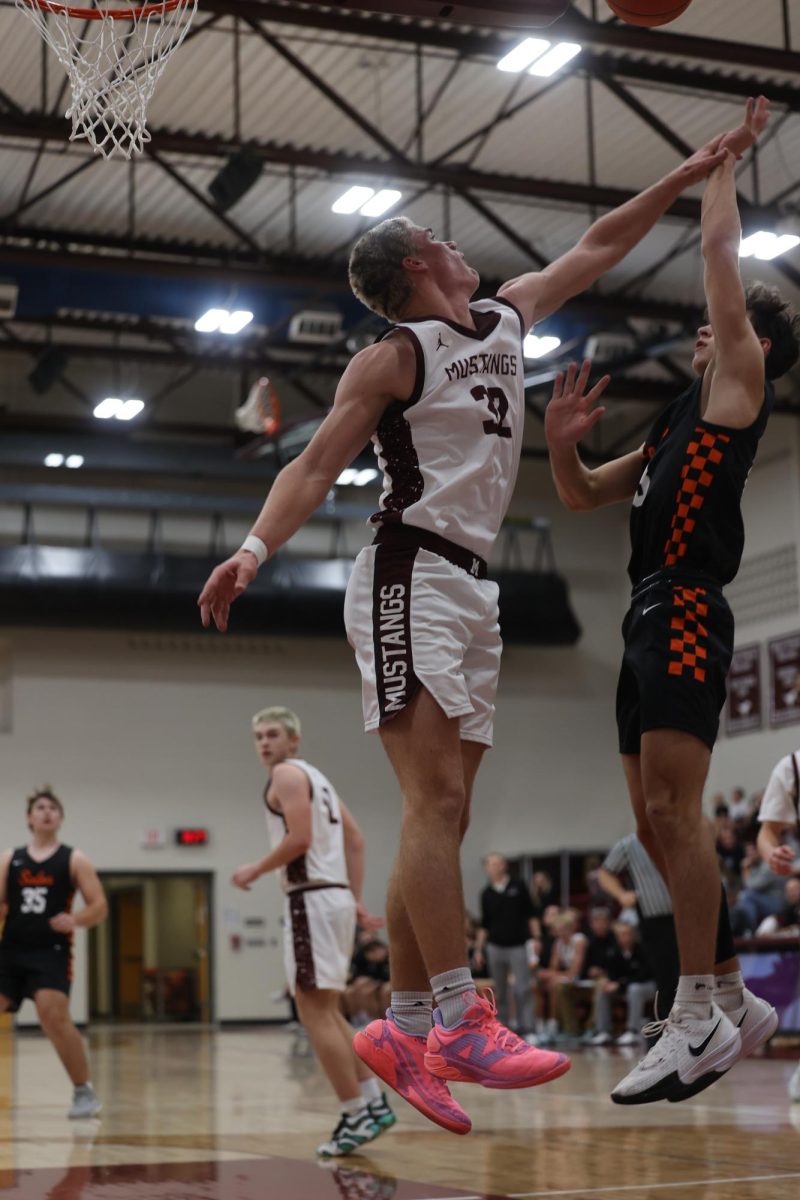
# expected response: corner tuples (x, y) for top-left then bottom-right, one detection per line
(769, 633), (800, 728)
(726, 643), (762, 736)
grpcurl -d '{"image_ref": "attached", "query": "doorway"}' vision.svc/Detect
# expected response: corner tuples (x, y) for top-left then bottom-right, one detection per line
(89, 873), (213, 1023)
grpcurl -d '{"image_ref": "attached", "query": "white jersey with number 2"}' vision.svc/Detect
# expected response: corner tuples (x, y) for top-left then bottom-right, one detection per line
(264, 757), (349, 894)
(370, 297), (527, 562)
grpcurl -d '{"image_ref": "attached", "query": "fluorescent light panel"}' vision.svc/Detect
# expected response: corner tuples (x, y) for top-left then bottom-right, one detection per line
(44, 452), (64, 467)
(497, 37), (550, 73)
(65, 454), (84, 469)
(523, 334), (561, 359)
(220, 310), (253, 334)
(93, 397), (144, 421)
(332, 186), (375, 214)
(740, 231), (800, 260)
(360, 189), (402, 218)
(529, 43), (581, 76)
(194, 308), (228, 333)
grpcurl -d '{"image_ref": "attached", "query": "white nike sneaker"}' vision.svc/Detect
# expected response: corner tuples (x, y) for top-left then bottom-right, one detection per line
(789, 1063), (800, 1104)
(611, 1001), (741, 1106)
(717, 987), (778, 1060)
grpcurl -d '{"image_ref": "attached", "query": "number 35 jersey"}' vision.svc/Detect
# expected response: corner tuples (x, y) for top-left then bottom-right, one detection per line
(264, 759), (349, 895)
(370, 298), (526, 562)
(2, 844), (74, 949)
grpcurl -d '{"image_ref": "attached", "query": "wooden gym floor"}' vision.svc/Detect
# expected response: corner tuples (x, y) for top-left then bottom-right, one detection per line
(1, 1023), (799, 1199)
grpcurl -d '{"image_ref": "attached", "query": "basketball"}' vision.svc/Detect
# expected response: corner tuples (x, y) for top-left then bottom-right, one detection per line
(606, 0), (692, 26)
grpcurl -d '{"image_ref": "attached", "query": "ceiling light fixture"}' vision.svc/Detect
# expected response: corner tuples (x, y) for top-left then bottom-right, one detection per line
(332, 186), (375, 214)
(336, 468), (357, 486)
(65, 454), (84, 469)
(529, 42), (581, 77)
(44, 452), (64, 468)
(496, 37), (550, 72)
(353, 468), (379, 486)
(739, 231), (800, 261)
(93, 397), (144, 421)
(360, 189), (402, 218)
(523, 334), (561, 359)
(194, 308), (254, 334)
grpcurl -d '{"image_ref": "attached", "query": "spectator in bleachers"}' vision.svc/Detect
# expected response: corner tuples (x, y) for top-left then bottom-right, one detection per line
(536, 909), (587, 1043)
(716, 824), (746, 888)
(588, 922), (656, 1046)
(729, 850), (795, 936)
(473, 853), (538, 1034)
(729, 785), (750, 823)
(583, 908), (619, 980)
(530, 870), (557, 919)
(754, 877), (800, 936)
(344, 937), (391, 1027)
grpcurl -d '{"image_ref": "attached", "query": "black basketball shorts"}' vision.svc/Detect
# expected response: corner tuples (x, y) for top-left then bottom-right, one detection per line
(0, 941), (71, 1011)
(616, 578), (734, 756)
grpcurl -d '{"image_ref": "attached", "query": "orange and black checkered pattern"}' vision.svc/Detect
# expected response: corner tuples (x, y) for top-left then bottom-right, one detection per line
(668, 587), (709, 683)
(663, 426), (730, 567)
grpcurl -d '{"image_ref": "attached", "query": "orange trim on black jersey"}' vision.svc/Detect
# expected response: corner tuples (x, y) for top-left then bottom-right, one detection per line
(663, 427), (730, 567)
(668, 587), (709, 683)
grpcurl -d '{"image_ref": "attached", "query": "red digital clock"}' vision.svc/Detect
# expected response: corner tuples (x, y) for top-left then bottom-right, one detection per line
(175, 828), (210, 846)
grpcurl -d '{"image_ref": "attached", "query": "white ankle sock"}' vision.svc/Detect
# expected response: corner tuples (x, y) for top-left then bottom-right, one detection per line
(675, 974), (715, 1020)
(360, 1077), (382, 1104)
(714, 970), (744, 1010)
(390, 991), (433, 1038)
(341, 1095), (368, 1118)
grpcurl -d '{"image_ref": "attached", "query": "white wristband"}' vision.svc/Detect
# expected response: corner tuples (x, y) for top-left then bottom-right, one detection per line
(239, 535), (268, 567)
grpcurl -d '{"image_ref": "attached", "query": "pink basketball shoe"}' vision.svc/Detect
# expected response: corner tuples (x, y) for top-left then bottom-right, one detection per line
(353, 1010), (472, 1135)
(424, 992), (571, 1090)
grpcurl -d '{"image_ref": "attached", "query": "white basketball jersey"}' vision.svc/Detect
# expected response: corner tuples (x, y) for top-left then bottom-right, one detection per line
(370, 298), (526, 561)
(264, 757), (349, 894)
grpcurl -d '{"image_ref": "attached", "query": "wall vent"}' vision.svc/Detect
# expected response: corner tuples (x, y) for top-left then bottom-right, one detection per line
(0, 281), (18, 319)
(726, 544), (799, 626)
(288, 310), (343, 344)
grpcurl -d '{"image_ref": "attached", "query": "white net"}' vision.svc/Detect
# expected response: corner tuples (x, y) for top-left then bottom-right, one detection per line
(15, 1), (199, 159)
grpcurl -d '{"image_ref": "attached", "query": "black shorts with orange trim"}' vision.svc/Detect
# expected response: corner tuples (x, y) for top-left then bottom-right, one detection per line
(616, 575), (734, 756)
(0, 941), (71, 1012)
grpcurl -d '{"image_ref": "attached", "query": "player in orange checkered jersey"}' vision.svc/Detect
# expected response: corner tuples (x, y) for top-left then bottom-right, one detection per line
(546, 97), (800, 1106)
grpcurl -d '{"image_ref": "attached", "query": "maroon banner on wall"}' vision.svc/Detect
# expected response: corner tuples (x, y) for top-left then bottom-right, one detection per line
(769, 633), (800, 728)
(725, 644), (762, 736)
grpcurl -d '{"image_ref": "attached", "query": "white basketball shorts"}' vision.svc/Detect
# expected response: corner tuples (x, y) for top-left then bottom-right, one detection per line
(283, 884), (356, 995)
(343, 525), (502, 746)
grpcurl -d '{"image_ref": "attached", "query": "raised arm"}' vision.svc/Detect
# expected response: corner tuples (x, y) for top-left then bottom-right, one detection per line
(199, 334), (417, 632)
(702, 139), (770, 428)
(498, 98), (768, 332)
(231, 764), (312, 890)
(544, 359), (646, 511)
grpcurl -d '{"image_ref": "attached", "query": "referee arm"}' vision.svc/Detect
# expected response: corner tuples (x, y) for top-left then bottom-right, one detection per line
(597, 866), (637, 910)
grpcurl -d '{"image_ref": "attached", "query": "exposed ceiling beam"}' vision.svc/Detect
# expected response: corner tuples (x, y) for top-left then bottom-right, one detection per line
(1, 112), (785, 228)
(196, 2), (800, 77)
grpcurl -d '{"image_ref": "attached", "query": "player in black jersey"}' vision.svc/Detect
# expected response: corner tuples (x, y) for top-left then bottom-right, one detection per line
(547, 97), (800, 1105)
(0, 788), (107, 1119)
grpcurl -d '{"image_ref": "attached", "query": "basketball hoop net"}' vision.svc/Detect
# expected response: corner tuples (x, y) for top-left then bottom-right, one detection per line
(15, 0), (199, 159)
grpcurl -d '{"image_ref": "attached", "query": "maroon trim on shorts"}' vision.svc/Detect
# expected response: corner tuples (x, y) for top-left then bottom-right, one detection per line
(288, 882), (349, 896)
(372, 538), (421, 726)
(374, 523), (488, 579)
(289, 891), (317, 991)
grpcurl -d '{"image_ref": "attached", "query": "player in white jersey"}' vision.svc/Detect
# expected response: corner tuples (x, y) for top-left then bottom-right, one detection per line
(756, 748), (800, 1103)
(232, 706), (394, 1157)
(200, 110), (745, 1132)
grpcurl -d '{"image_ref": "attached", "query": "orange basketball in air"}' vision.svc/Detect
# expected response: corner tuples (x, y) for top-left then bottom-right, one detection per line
(606, 0), (692, 26)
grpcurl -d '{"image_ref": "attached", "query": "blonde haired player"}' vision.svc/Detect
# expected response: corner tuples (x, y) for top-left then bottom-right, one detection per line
(201, 103), (756, 1133)
(231, 707), (394, 1157)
